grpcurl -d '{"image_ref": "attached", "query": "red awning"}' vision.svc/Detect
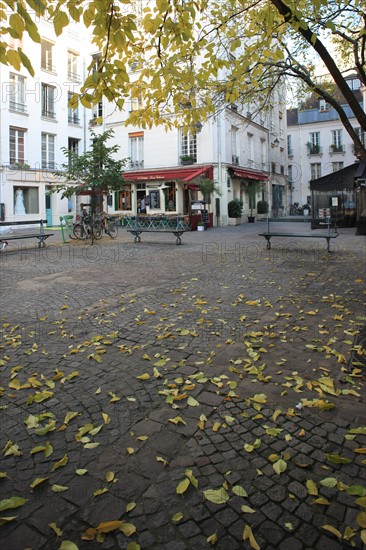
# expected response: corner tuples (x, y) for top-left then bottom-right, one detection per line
(124, 166), (214, 182)
(231, 168), (268, 181)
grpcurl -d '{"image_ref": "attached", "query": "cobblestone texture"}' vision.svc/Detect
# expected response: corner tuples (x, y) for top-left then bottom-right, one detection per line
(0, 223), (365, 549)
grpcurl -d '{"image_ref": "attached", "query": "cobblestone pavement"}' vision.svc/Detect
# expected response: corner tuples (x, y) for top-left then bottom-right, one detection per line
(0, 222), (365, 550)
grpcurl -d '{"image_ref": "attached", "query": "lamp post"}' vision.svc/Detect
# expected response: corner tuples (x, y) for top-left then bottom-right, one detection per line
(267, 134), (280, 232)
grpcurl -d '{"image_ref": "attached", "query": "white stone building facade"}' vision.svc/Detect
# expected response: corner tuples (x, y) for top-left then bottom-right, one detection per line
(286, 76), (366, 210)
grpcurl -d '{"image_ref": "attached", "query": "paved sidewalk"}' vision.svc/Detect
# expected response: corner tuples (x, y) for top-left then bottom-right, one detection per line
(0, 222), (365, 550)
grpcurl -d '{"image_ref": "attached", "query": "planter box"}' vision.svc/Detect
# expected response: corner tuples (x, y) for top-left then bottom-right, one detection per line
(197, 225), (205, 231)
(228, 217), (241, 226)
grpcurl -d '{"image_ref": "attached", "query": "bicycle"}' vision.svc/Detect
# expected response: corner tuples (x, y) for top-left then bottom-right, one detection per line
(93, 215), (118, 240)
(73, 212), (101, 243)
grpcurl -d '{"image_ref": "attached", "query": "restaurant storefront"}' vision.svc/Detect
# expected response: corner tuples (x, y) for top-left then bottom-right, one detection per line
(117, 165), (214, 228)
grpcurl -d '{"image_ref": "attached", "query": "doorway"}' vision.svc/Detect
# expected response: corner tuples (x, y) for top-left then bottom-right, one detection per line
(45, 186), (52, 226)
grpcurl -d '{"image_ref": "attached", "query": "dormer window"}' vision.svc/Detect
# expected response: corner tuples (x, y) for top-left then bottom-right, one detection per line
(319, 99), (330, 112)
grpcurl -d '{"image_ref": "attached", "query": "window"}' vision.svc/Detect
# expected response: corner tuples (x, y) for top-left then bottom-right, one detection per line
(331, 129), (342, 147)
(279, 113), (283, 138)
(129, 132), (144, 168)
(319, 99), (330, 111)
(310, 132), (320, 146)
(41, 39), (54, 72)
(310, 163), (321, 180)
(129, 94), (143, 112)
(180, 129), (197, 162)
(68, 138), (79, 155)
(67, 51), (79, 81)
(247, 133), (253, 166)
(231, 126), (238, 164)
(41, 84), (56, 119)
(348, 78), (360, 90)
(68, 138), (79, 167)
(332, 162), (344, 172)
(9, 127), (26, 165)
(68, 92), (80, 124)
(308, 132), (320, 154)
(287, 135), (293, 156)
(9, 74), (26, 113)
(355, 127), (365, 146)
(288, 165), (293, 183)
(92, 101), (103, 119)
(14, 187), (39, 214)
(260, 139), (266, 170)
(115, 186), (132, 210)
(41, 133), (55, 169)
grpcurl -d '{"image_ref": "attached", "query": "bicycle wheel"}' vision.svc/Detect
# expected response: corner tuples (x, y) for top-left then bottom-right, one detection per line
(93, 222), (102, 240)
(107, 221), (118, 238)
(73, 223), (83, 239)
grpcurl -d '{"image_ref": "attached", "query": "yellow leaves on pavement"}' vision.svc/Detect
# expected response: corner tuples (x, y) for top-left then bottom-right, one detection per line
(176, 469), (198, 494)
(172, 512), (184, 522)
(306, 480), (318, 496)
(203, 487), (230, 504)
(244, 439), (261, 453)
(52, 454), (68, 471)
(30, 477), (49, 490)
(273, 459), (287, 475)
(49, 522), (62, 536)
(243, 524), (260, 550)
(321, 524), (342, 541)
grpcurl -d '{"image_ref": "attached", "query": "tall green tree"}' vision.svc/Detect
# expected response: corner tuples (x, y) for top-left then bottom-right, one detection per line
(54, 129), (126, 201)
(1, 0), (365, 158)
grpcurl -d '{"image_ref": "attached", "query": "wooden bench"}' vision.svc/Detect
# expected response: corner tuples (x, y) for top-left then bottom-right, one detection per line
(258, 229), (339, 252)
(259, 219), (339, 252)
(126, 228), (188, 245)
(125, 215), (190, 245)
(0, 220), (54, 252)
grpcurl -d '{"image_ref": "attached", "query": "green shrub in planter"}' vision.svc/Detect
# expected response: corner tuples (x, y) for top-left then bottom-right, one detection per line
(257, 200), (269, 214)
(228, 199), (243, 218)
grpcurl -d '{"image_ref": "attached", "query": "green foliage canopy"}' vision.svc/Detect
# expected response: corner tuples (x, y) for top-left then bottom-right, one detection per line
(53, 129), (126, 199)
(1, 0), (365, 157)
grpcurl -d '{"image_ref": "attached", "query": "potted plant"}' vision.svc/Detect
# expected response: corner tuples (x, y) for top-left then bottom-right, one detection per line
(228, 198), (243, 225)
(197, 221), (205, 231)
(257, 200), (269, 215)
(180, 155), (194, 165)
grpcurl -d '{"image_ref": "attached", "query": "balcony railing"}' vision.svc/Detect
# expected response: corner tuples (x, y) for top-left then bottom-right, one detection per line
(287, 148), (294, 157)
(41, 63), (56, 73)
(329, 144), (345, 154)
(9, 100), (27, 113)
(232, 155), (239, 165)
(67, 70), (80, 82)
(42, 109), (56, 119)
(307, 144), (322, 155)
(128, 160), (144, 170)
(68, 114), (80, 124)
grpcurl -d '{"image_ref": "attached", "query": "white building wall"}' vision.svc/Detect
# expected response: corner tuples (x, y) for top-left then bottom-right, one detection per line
(287, 98), (363, 208)
(0, 22), (88, 225)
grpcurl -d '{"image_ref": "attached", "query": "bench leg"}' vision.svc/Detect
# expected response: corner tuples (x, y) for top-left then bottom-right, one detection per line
(173, 232), (183, 245)
(264, 236), (271, 249)
(326, 237), (331, 253)
(132, 231), (141, 243)
(0, 241), (8, 252)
